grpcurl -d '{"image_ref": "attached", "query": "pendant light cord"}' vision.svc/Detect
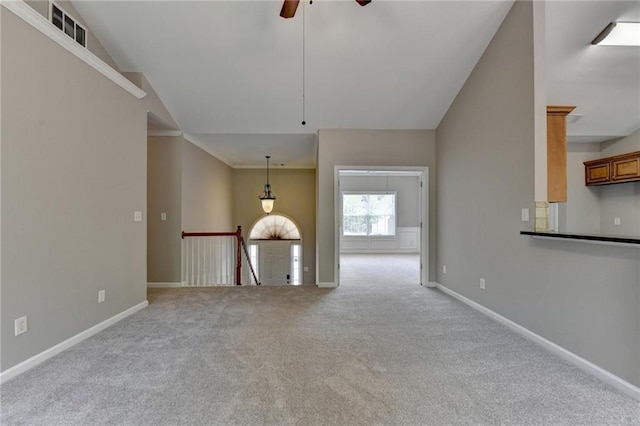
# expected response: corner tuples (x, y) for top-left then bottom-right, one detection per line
(301, 1), (306, 125)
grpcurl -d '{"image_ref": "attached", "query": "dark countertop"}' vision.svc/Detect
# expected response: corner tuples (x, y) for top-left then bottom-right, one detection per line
(521, 231), (640, 247)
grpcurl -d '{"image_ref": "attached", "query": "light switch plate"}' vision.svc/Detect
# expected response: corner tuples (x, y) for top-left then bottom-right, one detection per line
(521, 208), (530, 222)
(161, 212), (167, 221)
(614, 217), (621, 226)
(134, 211), (142, 222)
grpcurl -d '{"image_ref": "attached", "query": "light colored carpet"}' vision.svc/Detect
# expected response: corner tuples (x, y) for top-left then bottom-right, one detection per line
(340, 253), (420, 286)
(1, 257), (639, 425)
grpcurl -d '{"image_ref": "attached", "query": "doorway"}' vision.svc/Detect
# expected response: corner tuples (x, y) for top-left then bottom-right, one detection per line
(335, 167), (428, 287)
(248, 214), (303, 285)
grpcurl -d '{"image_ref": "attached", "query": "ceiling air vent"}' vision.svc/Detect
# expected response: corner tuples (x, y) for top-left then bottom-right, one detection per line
(50, 2), (86, 48)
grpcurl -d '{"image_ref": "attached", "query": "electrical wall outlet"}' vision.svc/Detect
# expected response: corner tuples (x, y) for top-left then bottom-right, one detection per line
(161, 212), (167, 221)
(614, 217), (621, 226)
(98, 289), (106, 303)
(479, 278), (486, 290)
(521, 208), (530, 222)
(303, 266), (309, 272)
(15, 316), (28, 336)
(442, 265), (447, 274)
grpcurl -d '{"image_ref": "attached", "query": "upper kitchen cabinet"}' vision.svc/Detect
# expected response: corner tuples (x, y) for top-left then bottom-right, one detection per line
(584, 151), (640, 186)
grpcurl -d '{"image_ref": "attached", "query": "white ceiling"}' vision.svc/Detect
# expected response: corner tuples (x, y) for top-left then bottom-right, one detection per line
(184, 133), (317, 168)
(72, 0), (640, 167)
(546, 1), (640, 143)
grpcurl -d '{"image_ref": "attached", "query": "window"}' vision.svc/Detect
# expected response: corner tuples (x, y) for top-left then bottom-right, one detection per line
(343, 192), (396, 236)
(50, 2), (87, 48)
(248, 244), (259, 284)
(291, 244), (301, 285)
(250, 214), (301, 240)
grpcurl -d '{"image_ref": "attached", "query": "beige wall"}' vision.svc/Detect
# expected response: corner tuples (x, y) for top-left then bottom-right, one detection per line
(25, 0), (120, 70)
(147, 136), (182, 283)
(1, 10), (147, 371)
(436, 0), (639, 386)
(124, 73), (179, 130)
(233, 168), (316, 284)
(317, 129), (437, 285)
(181, 140), (233, 232)
(147, 137), (234, 283)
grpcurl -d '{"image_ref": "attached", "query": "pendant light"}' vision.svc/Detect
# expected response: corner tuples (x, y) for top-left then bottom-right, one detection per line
(259, 156), (276, 214)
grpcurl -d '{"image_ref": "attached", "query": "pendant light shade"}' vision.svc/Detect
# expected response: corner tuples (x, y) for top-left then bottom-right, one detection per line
(259, 156), (276, 214)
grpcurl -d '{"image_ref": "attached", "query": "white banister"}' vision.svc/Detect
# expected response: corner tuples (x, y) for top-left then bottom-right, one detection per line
(182, 236), (235, 286)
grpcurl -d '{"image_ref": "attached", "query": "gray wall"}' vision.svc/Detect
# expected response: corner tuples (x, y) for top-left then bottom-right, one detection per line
(564, 130), (640, 236)
(436, 0), (640, 386)
(598, 130), (640, 236)
(147, 136), (182, 283)
(317, 129), (437, 284)
(233, 168), (316, 284)
(339, 175), (421, 227)
(563, 144), (602, 233)
(1, 10), (147, 371)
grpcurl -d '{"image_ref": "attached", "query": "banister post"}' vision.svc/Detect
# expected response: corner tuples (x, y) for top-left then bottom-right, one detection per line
(236, 226), (242, 285)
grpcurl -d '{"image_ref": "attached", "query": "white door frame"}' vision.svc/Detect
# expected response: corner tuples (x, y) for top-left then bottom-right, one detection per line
(334, 166), (429, 287)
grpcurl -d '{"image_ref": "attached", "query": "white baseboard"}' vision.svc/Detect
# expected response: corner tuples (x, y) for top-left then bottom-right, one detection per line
(147, 282), (183, 288)
(317, 282), (337, 288)
(435, 283), (640, 401)
(0, 300), (148, 384)
(426, 281), (437, 288)
(340, 250), (421, 254)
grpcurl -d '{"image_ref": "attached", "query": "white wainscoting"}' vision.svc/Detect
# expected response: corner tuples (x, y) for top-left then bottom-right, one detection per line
(341, 227), (420, 254)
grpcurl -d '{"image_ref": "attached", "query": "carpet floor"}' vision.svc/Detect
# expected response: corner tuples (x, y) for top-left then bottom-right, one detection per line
(1, 255), (639, 425)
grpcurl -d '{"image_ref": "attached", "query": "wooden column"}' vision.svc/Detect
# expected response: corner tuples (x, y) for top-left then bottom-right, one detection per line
(547, 105), (575, 202)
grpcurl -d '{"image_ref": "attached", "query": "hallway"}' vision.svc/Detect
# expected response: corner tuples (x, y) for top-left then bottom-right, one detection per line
(340, 253), (421, 287)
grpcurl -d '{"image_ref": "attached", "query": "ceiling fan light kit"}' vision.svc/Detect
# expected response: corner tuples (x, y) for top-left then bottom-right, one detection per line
(280, 0), (300, 19)
(280, 0), (371, 19)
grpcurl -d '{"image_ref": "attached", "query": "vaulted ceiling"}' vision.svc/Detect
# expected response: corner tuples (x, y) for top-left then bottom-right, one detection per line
(72, 1), (640, 167)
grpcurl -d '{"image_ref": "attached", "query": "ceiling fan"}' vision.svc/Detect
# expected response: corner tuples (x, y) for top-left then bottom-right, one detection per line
(280, 0), (372, 19)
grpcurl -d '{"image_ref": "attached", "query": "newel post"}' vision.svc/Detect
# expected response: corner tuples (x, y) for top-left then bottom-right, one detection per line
(235, 226), (242, 285)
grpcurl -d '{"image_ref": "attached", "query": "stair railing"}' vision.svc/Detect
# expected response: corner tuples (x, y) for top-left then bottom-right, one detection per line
(181, 226), (260, 286)
(241, 237), (260, 285)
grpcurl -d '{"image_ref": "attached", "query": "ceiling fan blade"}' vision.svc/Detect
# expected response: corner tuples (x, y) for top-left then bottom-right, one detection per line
(356, 0), (372, 6)
(280, 0), (300, 19)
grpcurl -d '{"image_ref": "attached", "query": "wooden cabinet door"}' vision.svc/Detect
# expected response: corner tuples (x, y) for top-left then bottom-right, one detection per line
(584, 151), (640, 186)
(585, 161), (610, 185)
(612, 156), (640, 182)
